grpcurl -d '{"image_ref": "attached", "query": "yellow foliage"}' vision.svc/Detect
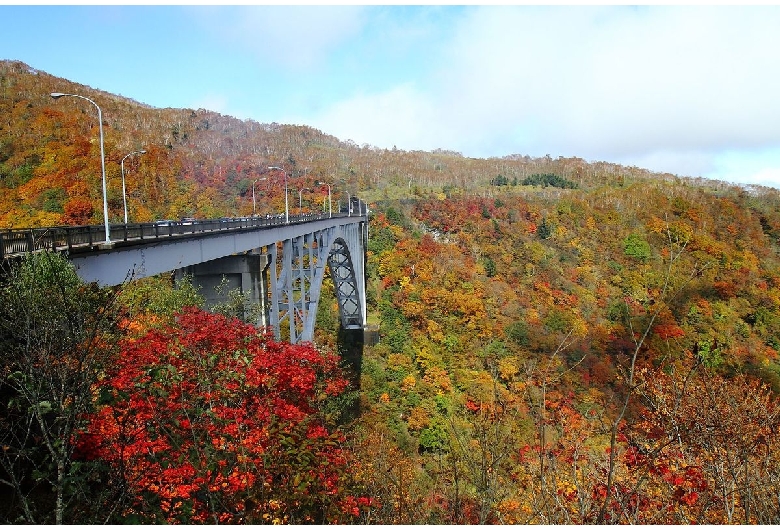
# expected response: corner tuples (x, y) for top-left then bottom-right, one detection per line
(498, 357), (519, 382)
(414, 345), (442, 372)
(579, 247), (595, 264)
(387, 353), (414, 371)
(389, 225), (405, 239)
(569, 313), (589, 337)
(556, 479), (578, 498)
(526, 308), (541, 325)
(739, 249), (760, 271)
(406, 405), (430, 431)
(422, 366), (452, 392)
(668, 220), (693, 245)
(426, 319), (445, 343)
(414, 260), (434, 282)
(401, 374), (417, 391)
(647, 215), (667, 234)
(377, 250), (403, 278)
(525, 241), (547, 264)
(403, 300), (426, 321)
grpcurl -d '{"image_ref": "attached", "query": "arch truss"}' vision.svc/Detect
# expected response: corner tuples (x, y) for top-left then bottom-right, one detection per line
(266, 222), (366, 344)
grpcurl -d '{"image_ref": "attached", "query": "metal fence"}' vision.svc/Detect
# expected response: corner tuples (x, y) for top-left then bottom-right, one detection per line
(0, 212), (357, 261)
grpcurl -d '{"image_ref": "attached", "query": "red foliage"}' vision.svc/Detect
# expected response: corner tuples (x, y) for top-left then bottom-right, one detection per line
(653, 323), (686, 340)
(76, 307), (366, 524)
(60, 197), (94, 225)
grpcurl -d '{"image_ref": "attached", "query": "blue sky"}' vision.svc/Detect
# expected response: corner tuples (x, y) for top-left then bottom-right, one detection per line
(3, 4), (780, 189)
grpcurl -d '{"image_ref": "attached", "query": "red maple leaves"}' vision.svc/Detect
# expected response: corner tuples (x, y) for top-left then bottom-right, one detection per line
(76, 307), (364, 524)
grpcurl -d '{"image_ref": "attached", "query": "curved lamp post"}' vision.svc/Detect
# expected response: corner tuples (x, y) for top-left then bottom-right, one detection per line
(297, 187), (310, 214)
(268, 166), (289, 223)
(252, 177), (267, 216)
(120, 149), (146, 224)
(51, 92), (110, 243)
(315, 181), (333, 218)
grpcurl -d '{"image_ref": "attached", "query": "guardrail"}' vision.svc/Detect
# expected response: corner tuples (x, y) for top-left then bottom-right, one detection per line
(0, 211), (361, 261)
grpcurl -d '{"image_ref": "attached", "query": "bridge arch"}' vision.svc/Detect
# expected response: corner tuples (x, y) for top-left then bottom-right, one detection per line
(267, 220), (366, 344)
(326, 237), (363, 329)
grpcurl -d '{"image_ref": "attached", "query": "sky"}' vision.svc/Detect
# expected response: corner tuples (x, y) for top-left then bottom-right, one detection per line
(2, 4), (780, 189)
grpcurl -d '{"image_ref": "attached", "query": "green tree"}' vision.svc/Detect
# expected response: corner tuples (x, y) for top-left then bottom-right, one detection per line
(0, 252), (122, 524)
(492, 174), (509, 186)
(116, 274), (203, 326)
(623, 233), (651, 262)
(537, 218), (552, 240)
(482, 256), (497, 277)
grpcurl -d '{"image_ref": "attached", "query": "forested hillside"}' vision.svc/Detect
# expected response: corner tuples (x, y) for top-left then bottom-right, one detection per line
(2, 59), (780, 524)
(352, 183), (780, 523)
(3, 59), (756, 228)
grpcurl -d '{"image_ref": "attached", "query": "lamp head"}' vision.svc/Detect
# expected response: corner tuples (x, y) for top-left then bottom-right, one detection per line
(50, 92), (66, 99)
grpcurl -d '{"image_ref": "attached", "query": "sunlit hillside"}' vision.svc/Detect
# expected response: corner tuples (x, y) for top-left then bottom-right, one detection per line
(4, 59), (771, 228)
(3, 58), (780, 524)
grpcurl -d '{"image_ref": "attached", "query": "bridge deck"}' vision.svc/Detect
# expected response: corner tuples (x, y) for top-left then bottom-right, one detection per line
(0, 212), (360, 261)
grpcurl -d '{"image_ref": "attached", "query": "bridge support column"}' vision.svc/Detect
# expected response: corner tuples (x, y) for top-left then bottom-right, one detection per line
(175, 252), (270, 329)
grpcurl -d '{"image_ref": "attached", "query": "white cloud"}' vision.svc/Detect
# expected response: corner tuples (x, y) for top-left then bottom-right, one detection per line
(304, 83), (441, 151)
(177, 5), (780, 188)
(743, 167), (780, 188)
(308, 6), (780, 187)
(708, 149), (780, 189)
(191, 94), (229, 114)
(201, 5), (367, 73)
(438, 7), (780, 158)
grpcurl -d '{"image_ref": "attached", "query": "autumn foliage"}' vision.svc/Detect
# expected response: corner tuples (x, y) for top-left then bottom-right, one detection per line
(353, 186), (780, 524)
(4, 59), (780, 524)
(75, 307), (367, 524)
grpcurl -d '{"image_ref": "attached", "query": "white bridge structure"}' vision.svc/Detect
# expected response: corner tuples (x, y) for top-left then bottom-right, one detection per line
(1, 210), (368, 344)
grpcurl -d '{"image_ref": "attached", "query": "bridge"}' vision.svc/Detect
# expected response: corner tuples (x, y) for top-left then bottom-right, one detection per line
(0, 210), (368, 345)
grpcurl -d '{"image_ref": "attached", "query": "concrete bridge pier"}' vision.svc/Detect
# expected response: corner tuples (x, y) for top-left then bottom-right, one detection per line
(175, 250), (271, 329)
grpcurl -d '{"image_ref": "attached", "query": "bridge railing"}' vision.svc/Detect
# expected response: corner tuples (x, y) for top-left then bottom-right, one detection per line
(0, 210), (363, 260)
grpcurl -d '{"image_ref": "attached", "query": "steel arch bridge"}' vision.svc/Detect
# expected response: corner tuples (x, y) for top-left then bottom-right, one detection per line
(0, 212), (368, 344)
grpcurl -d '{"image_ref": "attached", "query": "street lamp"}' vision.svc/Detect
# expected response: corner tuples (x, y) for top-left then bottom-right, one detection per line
(268, 166), (289, 223)
(315, 181), (333, 218)
(51, 92), (111, 244)
(297, 187), (310, 214)
(252, 177), (267, 216)
(120, 149), (146, 224)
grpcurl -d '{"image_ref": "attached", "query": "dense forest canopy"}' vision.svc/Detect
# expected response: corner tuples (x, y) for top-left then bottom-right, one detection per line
(2, 59), (780, 524)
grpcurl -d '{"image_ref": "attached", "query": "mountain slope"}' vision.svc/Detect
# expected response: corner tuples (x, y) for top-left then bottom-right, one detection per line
(3, 59), (765, 228)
